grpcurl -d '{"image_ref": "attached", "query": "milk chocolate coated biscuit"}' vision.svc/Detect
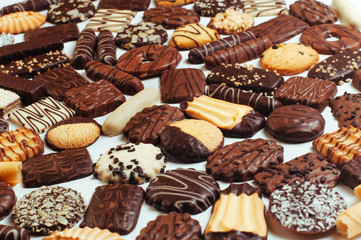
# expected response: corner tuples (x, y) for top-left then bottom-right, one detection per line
(193, 0), (242, 17)
(98, 0), (150, 11)
(330, 92), (361, 128)
(207, 64), (284, 96)
(80, 184), (144, 235)
(352, 69), (361, 91)
(0, 225), (29, 240)
(0, 11), (46, 34)
(137, 212), (202, 240)
(1, 0), (60, 16)
(64, 79), (125, 118)
(308, 50), (361, 85)
(96, 30), (117, 66)
(22, 148), (93, 188)
(146, 168), (220, 214)
(0, 182), (16, 221)
(289, 0), (337, 26)
(274, 76), (337, 112)
(242, 0), (288, 17)
(48, 0), (95, 24)
(86, 9), (136, 32)
(205, 36), (272, 70)
(72, 28), (97, 70)
(207, 84), (283, 116)
(143, 6), (200, 29)
(266, 105), (325, 143)
(160, 68), (206, 103)
(340, 157), (361, 189)
(117, 45), (182, 79)
(254, 152), (340, 196)
(124, 105), (185, 145)
(207, 138), (283, 182)
(85, 61), (144, 95)
(0, 89), (21, 119)
(0, 120), (8, 133)
(24, 23), (79, 43)
(300, 24), (361, 55)
(115, 22), (168, 50)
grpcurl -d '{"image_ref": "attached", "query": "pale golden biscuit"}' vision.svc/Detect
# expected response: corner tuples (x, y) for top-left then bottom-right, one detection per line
(0, 162), (22, 186)
(260, 43), (319, 75)
(42, 227), (124, 240)
(336, 202), (361, 239)
(333, 0), (361, 30)
(208, 9), (254, 35)
(0, 11), (46, 34)
(355, 184), (361, 199)
(170, 23), (220, 50)
(156, 0), (195, 6)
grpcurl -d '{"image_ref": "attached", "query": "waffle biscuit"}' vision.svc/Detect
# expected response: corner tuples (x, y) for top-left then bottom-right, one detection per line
(313, 125), (361, 166)
(0, 89), (21, 118)
(0, 162), (22, 186)
(43, 227), (123, 240)
(208, 9), (254, 35)
(337, 202), (361, 239)
(242, 0), (288, 17)
(0, 11), (46, 34)
(86, 9), (136, 32)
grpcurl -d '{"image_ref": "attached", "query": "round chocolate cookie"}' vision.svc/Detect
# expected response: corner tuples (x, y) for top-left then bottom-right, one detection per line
(0, 182), (16, 221)
(193, 0), (242, 17)
(146, 168), (220, 214)
(143, 6), (200, 29)
(269, 181), (346, 234)
(289, 0), (337, 26)
(266, 105), (325, 143)
(12, 186), (86, 235)
(48, 0), (95, 24)
(115, 22), (168, 50)
(0, 119), (8, 133)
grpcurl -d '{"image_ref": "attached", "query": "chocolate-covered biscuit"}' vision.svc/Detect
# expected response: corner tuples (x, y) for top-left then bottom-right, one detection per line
(98, 0), (150, 11)
(274, 76), (337, 112)
(81, 183), (144, 235)
(24, 23), (79, 43)
(352, 69), (361, 91)
(116, 45), (182, 79)
(137, 212), (202, 240)
(207, 138), (283, 182)
(72, 28), (97, 70)
(289, 0), (337, 26)
(146, 168), (220, 214)
(96, 30), (117, 66)
(242, 0), (288, 17)
(48, 0), (95, 24)
(193, 0), (242, 17)
(160, 68), (206, 103)
(85, 61), (144, 95)
(0, 225), (29, 240)
(340, 157), (361, 189)
(1, 50), (70, 79)
(254, 152), (340, 196)
(0, 119), (8, 133)
(204, 36), (272, 70)
(266, 105), (325, 143)
(0, 182), (16, 221)
(115, 22), (168, 50)
(206, 63), (284, 96)
(124, 105), (184, 145)
(330, 92), (361, 128)
(308, 50), (361, 85)
(143, 6), (200, 29)
(64, 79), (125, 118)
(1, 0), (60, 16)
(22, 148), (93, 188)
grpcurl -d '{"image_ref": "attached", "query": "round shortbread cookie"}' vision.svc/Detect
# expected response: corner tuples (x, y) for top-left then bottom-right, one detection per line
(93, 143), (167, 185)
(260, 43), (319, 75)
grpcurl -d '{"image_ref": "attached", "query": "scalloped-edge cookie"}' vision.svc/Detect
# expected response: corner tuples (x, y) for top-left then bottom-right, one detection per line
(42, 227), (124, 240)
(0, 11), (46, 34)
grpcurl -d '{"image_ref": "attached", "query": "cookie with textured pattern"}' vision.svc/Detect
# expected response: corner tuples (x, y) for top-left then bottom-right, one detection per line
(0, 11), (46, 34)
(47, 0), (95, 24)
(242, 0), (288, 17)
(86, 9), (136, 32)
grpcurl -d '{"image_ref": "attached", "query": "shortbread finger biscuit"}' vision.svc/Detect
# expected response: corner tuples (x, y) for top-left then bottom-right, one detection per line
(72, 28), (97, 70)
(181, 95), (265, 138)
(0, 11), (46, 34)
(208, 9), (254, 35)
(96, 30), (117, 66)
(332, 0), (361, 30)
(204, 183), (266, 240)
(86, 9), (136, 32)
(242, 0), (288, 17)
(43, 227), (123, 240)
(337, 202), (361, 239)
(0, 162), (22, 186)
(0, 89), (21, 118)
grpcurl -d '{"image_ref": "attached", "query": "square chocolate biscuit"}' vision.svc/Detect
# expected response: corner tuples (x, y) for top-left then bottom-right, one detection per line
(160, 68), (206, 103)
(98, 0), (150, 11)
(340, 157), (361, 189)
(64, 79), (126, 118)
(330, 92), (361, 129)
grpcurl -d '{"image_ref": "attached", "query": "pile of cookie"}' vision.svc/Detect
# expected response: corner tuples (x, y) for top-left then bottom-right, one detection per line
(1, 0), (361, 239)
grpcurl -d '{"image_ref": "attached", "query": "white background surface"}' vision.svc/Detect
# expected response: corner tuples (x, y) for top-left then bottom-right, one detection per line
(1, 0), (361, 239)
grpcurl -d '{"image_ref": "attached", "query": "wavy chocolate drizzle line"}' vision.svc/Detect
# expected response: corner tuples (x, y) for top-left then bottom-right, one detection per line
(72, 28), (97, 69)
(289, 0), (337, 25)
(242, 0), (288, 17)
(86, 9), (135, 32)
(1, 0), (60, 16)
(0, 225), (29, 240)
(96, 30), (116, 65)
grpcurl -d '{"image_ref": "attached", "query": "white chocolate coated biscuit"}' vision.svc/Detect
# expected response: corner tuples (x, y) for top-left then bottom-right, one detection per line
(86, 9), (136, 32)
(333, 0), (361, 30)
(242, 0), (288, 17)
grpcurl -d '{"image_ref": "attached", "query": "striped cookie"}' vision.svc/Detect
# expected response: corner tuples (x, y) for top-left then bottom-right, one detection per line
(86, 9), (136, 32)
(242, 0), (288, 17)
(0, 11), (46, 34)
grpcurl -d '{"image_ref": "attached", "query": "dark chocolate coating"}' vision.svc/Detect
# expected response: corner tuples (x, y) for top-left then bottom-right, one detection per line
(96, 30), (117, 66)
(1, 0), (60, 16)
(340, 156), (361, 189)
(0, 119), (9, 133)
(0, 72), (47, 105)
(98, 0), (150, 11)
(64, 79), (125, 118)
(24, 23), (79, 43)
(136, 212), (202, 240)
(72, 28), (97, 70)
(0, 182), (16, 221)
(206, 84), (283, 116)
(300, 24), (361, 55)
(143, 6), (200, 29)
(80, 183), (144, 235)
(193, 0), (242, 17)
(204, 36), (272, 70)
(146, 168), (220, 214)
(308, 49), (361, 85)
(274, 76), (337, 112)
(33, 66), (89, 101)
(0, 225), (29, 240)
(248, 14), (309, 44)
(0, 36), (63, 65)
(221, 182), (262, 196)
(1, 50), (70, 79)
(48, 0), (95, 24)
(266, 105), (325, 143)
(116, 45), (182, 79)
(207, 138), (283, 182)
(85, 60), (144, 95)
(124, 105), (185, 145)
(206, 64), (284, 96)
(352, 69), (361, 91)
(205, 231), (265, 240)
(22, 148), (93, 188)
(330, 92), (361, 129)
(289, 0), (337, 26)
(160, 68), (206, 103)
(188, 31), (256, 64)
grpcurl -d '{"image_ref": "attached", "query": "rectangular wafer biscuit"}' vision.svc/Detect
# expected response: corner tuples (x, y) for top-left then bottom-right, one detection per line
(0, 88), (21, 118)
